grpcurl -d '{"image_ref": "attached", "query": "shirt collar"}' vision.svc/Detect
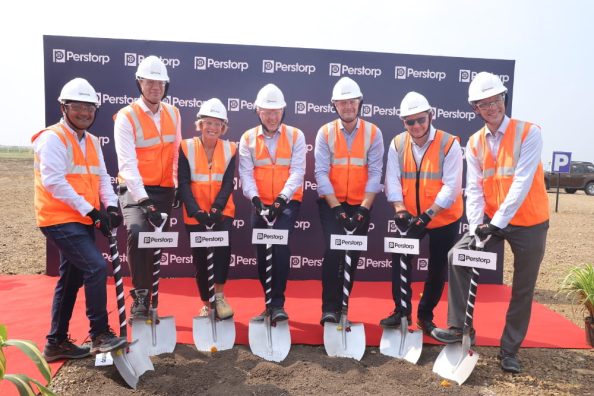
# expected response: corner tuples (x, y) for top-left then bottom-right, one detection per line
(411, 125), (436, 148)
(339, 118), (360, 133)
(136, 97), (161, 115)
(257, 124), (281, 138)
(485, 115), (510, 136)
(60, 118), (85, 141)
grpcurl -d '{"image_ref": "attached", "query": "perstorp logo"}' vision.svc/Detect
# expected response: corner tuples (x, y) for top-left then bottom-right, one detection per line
(228, 98), (254, 112)
(292, 100), (335, 115)
(124, 53), (180, 68)
(162, 95), (204, 108)
(290, 255), (322, 268)
(387, 220), (398, 233)
(395, 66), (446, 81)
(230, 254), (257, 267)
(194, 56), (249, 71)
(362, 103), (399, 117)
(96, 92), (136, 106)
(433, 106), (476, 122)
(457, 254), (492, 265)
(262, 59), (316, 75)
(160, 252), (169, 265)
(417, 258), (428, 271)
(459, 69), (510, 84)
(328, 62), (382, 78)
(53, 49), (110, 65)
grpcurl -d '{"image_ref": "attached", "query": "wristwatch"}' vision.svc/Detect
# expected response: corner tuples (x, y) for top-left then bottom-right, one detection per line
(278, 194), (289, 203)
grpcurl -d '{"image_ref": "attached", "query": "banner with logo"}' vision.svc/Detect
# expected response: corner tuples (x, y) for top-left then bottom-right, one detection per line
(43, 35), (512, 283)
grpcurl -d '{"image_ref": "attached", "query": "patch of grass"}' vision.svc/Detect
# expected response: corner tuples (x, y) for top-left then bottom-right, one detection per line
(0, 146), (33, 159)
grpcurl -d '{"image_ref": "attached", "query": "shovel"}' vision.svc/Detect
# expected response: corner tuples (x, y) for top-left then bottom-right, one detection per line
(248, 213), (291, 362)
(108, 231), (153, 389)
(193, 223), (236, 352)
(433, 235), (490, 385)
(132, 214), (177, 356)
(323, 228), (365, 361)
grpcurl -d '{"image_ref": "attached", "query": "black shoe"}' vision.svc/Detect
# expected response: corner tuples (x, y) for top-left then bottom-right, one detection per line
(251, 310), (267, 322)
(130, 288), (150, 320)
(43, 338), (90, 362)
(90, 328), (127, 354)
(431, 326), (476, 345)
(379, 311), (411, 328)
(320, 311), (340, 326)
(416, 319), (437, 335)
(499, 350), (522, 373)
(271, 307), (289, 322)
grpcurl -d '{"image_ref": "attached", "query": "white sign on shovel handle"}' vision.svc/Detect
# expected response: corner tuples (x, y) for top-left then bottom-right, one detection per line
(190, 231), (229, 247)
(452, 248), (497, 270)
(251, 228), (289, 245)
(330, 234), (368, 251)
(138, 232), (179, 248)
(383, 237), (419, 255)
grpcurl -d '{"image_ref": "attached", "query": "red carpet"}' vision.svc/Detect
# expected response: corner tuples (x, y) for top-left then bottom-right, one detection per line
(0, 275), (589, 394)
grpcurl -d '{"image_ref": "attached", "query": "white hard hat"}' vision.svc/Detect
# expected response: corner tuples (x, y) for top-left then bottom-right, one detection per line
(331, 77), (363, 101)
(254, 84), (286, 109)
(135, 55), (169, 82)
(57, 78), (99, 105)
(468, 72), (507, 104)
(399, 91), (431, 118)
(197, 98), (228, 122)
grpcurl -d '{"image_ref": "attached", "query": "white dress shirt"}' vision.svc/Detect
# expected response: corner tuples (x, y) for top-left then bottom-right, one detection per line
(32, 119), (117, 216)
(238, 125), (307, 201)
(465, 116), (543, 232)
(113, 98), (182, 203)
(385, 125), (463, 209)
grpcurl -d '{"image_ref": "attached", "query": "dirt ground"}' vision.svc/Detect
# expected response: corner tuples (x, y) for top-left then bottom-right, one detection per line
(2, 156), (593, 395)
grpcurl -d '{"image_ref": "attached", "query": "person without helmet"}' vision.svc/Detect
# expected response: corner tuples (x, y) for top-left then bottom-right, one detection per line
(432, 72), (549, 374)
(178, 98), (237, 319)
(382, 91), (463, 337)
(238, 83), (306, 323)
(314, 77), (385, 325)
(32, 78), (126, 362)
(113, 55), (182, 320)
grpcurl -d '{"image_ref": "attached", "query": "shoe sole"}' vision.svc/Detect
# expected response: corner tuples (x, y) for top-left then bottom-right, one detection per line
(43, 352), (91, 362)
(90, 339), (128, 355)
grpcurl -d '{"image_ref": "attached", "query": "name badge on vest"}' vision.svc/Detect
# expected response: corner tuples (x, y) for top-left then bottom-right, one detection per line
(190, 231), (229, 247)
(452, 248), (497, 270)
(252, 228), (289, 245)
(330, 234), (368, 251)
(138, 231), (179, 248)
(383, 237), (419, 255)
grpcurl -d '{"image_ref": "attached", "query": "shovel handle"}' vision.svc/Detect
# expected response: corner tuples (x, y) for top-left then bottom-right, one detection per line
(109, 232), (128, 338)
(463, 236), (487, 329)
(205, 224), (216, 307)
(263, 216), (276, 309)
(340, 228), (356, 313)
(150, 213), (169, 310)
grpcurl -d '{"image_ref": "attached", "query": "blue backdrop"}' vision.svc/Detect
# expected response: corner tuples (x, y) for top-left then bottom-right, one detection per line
(43, 35), (513, 283)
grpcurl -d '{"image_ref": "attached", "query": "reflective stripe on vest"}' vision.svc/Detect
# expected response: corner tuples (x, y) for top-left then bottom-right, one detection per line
(393, 129), (463, 228)
(469, 119), (549, 226)
(181, 137), (236, 223)
(326, 120), (373, 166)
(32, 124), (101, 227)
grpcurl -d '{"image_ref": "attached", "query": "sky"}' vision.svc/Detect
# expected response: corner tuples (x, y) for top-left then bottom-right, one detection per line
(1, 0), (592, 166)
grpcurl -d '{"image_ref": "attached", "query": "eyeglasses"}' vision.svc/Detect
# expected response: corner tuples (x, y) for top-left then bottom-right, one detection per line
(404, 116), (427, 126)
(138, 78), (166, 87)
(64, 103), (97, 113)
(476, 97), (504, 111)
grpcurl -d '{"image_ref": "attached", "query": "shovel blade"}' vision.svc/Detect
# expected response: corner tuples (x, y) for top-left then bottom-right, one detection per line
(193, 316), (236, 352)
(248, 319), (291, 362)
(323, 321), (365, 361)
(379, 328), (423, 364)
(132, 315), (177, 356)
(112, 340), (154, 389)
(433, 343), (479, 385)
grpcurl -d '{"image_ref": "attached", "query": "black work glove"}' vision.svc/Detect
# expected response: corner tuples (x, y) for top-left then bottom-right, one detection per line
(209, 204), (223, 224)
(393, 210), (413, 234)
(475, 223), (499, 241)
(332, 205), (354, 231)
(193, 210), (210, 224)
(408, 212), (432, 239)
(106, 206), (122, 229)
(251, 196), (267, 216)
(172, 188), (181, 209)
(268, 196), (288, 222)
(350, 206), (370, 231)
(140, 199), (164, 227)
(87, 208), (111, 237)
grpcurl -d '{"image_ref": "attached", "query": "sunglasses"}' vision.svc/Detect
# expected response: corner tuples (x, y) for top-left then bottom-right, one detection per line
(404, 116), (427, 126)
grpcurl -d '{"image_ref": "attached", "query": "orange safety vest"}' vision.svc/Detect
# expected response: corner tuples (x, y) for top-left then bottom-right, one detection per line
(323, 119), (377, 205)
(32, 124), (101, 227)
(242, 124), (304, 205)
(116, 101), (179, 187)
(181, 137), (236, 224)
(468, 119), (549, 226)
(392, 130), (463, 229)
